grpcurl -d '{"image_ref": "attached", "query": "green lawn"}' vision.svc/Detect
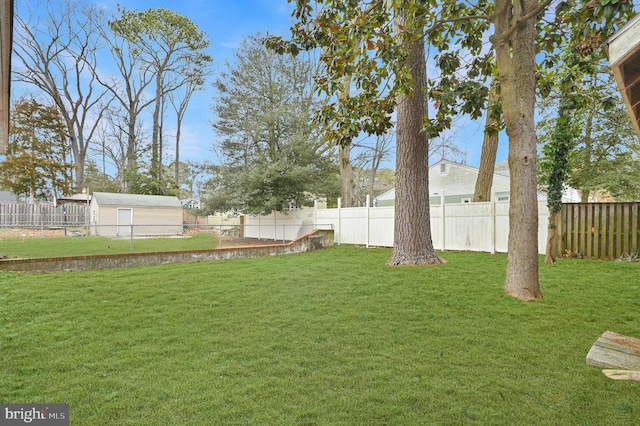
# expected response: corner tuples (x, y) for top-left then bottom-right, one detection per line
(1, 246), (639, 424)
(0, 232), (221, 258)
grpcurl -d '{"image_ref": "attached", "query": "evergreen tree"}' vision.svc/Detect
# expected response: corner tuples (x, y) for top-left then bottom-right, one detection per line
(204, 35), (339, 214)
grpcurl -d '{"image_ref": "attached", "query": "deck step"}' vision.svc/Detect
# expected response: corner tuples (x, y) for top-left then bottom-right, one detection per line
(586, 331), (640, 380)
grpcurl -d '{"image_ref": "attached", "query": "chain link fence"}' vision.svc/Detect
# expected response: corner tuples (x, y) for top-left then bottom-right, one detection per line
(0, 203), (333, 255)
(0, 222), (333, 255)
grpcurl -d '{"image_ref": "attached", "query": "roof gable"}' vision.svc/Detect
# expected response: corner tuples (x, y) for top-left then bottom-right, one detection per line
(428, 160), (511, 195)
(92, 192), (182, 208)
(375, 187), (396, 201)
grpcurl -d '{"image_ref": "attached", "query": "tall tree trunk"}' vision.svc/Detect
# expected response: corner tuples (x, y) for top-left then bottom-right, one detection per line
(74, 159), (85, 193)
(67, 133), (85, 193)
(581, 112), (594, 202)
(151, 75), (162, 180)
(340, 144), (354, 207)
(545, 211), (558, 264)
(159, 106), (164, 172)
(338, 75), (354, 207)
(368, 148), (382, 207)
(125, 116), (138, 192)
(175, 120), (181, 190)
(544, 89), (576, 264)
(387, 13), (442, 266)
(473, 79), (500, 202)
(493, 0), (542, 300)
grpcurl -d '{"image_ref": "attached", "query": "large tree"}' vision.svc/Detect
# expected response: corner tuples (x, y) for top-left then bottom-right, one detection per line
(267, 2), (445, 266)
(268, 0), (632, 299)
(0, 98), (73, 202)
(13, 0), (111, 192)
(536, 1), (637, 264)
(389, 10), (442, 265)
(473, 79), (503, 203)
(538, 67), (640, 203)
(433, 0), (628, 298)
(489, 0), (544, 299)
(98, 14), (156, 192)
(205, 35), (339, 215)
(109, 7), (212, 183)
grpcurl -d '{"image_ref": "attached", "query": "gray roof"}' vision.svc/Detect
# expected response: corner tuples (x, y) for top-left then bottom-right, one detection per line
(57, 193), (91, 204)
(92, 192), (182, 208)
(0, 190), (16, 203)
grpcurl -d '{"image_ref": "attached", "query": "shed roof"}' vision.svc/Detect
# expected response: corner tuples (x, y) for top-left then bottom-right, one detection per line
(607, 13), (640, 140)
(56, 193), (91, 204)
(92, 192), (182, 208)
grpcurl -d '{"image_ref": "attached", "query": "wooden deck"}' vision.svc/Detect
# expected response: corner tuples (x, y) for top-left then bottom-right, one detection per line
(586, 331), (640, 381)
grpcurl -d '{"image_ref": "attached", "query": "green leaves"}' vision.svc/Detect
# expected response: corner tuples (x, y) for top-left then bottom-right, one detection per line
(265, 1), (422, 145)
(206, 35), (339, 214)
(0, 98), (74, 200)
(268, 0), (635, 153)
(111, 7), (210, 51)
(538, 44), (640, 204)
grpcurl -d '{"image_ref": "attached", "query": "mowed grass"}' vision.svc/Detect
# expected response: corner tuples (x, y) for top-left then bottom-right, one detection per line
(0, 232), (221, 258)
(1, 245), (640, 425)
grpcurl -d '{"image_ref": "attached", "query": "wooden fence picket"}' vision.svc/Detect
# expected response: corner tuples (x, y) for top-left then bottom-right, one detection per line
(558, 202), (640, 259)
(0, 203), (88, 227)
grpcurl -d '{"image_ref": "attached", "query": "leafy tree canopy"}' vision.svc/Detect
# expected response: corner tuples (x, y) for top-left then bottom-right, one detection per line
(0, 98), (74, 202)
(204, 35), (339, 215)
(83, 159), (120, 194)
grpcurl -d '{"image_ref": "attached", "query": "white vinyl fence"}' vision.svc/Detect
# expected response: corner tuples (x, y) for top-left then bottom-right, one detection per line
(243, 197), (551, 255)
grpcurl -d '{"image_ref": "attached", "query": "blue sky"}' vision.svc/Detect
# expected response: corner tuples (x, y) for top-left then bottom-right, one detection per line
(96, 0), (302, 168)
(13, 0), (506, 171)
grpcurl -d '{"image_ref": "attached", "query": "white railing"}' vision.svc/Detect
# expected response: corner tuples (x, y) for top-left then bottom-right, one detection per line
(243, 196), (551, 255)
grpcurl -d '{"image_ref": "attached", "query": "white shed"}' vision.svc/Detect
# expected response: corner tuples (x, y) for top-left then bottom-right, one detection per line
(90, 192), (183, 237)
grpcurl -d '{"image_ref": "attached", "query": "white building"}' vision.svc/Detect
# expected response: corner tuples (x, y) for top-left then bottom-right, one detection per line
(90, 192), (183, 237)
(374, 159), (581, 207)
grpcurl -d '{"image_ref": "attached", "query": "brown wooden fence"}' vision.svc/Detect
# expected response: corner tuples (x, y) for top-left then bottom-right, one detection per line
(0, 203), (88, 227)
(557, 202), (640, 259)
(183, 210), (208, 225)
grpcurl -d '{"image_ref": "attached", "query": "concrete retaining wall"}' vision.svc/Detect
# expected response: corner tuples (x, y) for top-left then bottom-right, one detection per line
(0, 229), (334, 273)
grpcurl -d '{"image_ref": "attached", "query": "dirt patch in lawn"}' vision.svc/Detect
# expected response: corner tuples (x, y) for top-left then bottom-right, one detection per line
(0, 227), (288, 247)
(220, 236), (288, 247)
(0, 228), (66, 239)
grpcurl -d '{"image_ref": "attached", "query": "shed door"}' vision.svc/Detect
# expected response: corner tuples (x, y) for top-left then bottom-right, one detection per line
(117, 208), (132, 237)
